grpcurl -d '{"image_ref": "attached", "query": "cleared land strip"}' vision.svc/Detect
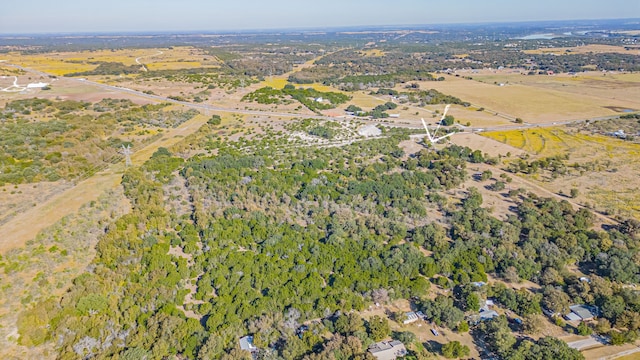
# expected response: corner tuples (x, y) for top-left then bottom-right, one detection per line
(0, 114), (210, 254)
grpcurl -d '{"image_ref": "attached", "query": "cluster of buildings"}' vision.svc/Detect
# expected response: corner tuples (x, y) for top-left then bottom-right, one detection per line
(239, 335), (409, 360)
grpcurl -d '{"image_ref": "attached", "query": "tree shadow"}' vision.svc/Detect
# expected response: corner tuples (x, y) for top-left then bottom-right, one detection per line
(423, 340), (442, 353)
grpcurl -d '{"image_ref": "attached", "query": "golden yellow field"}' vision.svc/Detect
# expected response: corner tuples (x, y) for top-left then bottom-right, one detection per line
(484, 127), (640, 219)
(359, 49), (385, 57)
(484, 127), (640, 158)
(421, 74), (639, 123)
(471, 71), (640, 106)
(260, 77), (289, 89)
(2, 46), (220, 76)
(523, 44), (639, 55)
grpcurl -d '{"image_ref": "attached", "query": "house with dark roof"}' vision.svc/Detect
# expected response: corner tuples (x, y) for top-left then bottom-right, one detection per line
(565, 305), (598, 322)
(368, 340), (407, 360)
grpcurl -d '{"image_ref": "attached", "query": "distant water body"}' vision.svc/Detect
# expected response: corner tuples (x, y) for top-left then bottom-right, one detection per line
(517, 33), (557, 40)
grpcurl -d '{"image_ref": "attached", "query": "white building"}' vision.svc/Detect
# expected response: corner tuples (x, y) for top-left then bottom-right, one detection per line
(27, 82), (49, 88)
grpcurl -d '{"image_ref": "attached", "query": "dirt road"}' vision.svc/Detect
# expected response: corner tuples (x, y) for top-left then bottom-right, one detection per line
(0, 114), (209, 254)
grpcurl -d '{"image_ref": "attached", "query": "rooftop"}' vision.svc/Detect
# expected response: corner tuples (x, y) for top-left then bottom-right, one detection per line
(369, 340), (407, 360)
(568, 305), (598, 320)
(239, 335), (257, 352)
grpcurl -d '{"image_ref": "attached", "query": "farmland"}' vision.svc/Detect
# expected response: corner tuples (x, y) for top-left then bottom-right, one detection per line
(483, 126), (640, 219)
(1, 47), (221, 77)
(419, 73), (639, 123)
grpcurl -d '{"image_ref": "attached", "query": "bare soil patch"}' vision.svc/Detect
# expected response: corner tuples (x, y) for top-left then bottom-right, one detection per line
(450, 133), (525, 158)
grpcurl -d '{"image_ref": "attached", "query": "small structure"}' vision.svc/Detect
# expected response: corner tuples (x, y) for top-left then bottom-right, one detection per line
(481, 299), (495, 312)
(471, 281), (487, 288)
(388, 114), (400, 118)
(609, 130), (627, 139)
(403, 311), (419, 325)
(468, 299), (499, 324)
(368, 340), (407, 360)
(27, 82), (49, 88)
(239, 335), (258, 357)
(479, 310), (499, 321)
(543, 308), (560, 318)
(565, 305), (598, 322)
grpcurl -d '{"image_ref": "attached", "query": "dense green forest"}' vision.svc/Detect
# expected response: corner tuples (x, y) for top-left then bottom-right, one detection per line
(242, 85), (351, 112)
(17, 121), (640, 359)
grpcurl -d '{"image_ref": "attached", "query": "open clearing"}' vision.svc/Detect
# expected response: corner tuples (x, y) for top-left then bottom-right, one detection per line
(450, 132), (525, 157)
(470, 71), (640, 108)
(2, 46), (220, 76)
(422, 74), (639, 123)
(483, 126), (640, 219)
(523, 44), (640, 55)
(0, 112), (211, 254)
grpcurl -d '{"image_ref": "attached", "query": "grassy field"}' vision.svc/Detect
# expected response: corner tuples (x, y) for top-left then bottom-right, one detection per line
(483, 126), (640, 219)
(523, 44), (639, 55)
(483, 127), (639, 158)
(2, 47), (220, 76)
(421, 74), (639, 123)
(358, 49), (385, 57)
(470, 72), (640, 108)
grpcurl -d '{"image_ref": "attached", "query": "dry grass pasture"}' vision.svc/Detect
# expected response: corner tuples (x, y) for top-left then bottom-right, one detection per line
(422, 74), (639, 123)
(2, 46), (220, 76)
(483, 127), (640, 219)
(471, 71), (640, 109)
(523, 44), (640, 55)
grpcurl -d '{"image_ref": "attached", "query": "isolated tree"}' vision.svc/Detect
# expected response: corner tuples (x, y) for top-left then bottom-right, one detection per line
(577, 321), (592, 336)
(441, 341), (470, 359)
(346, 104), (363, 113)
(441, 115), (455, 126)
(457, 321), (469, 333)
(570, 188), (579, 198)
(595, 318), (611, 334)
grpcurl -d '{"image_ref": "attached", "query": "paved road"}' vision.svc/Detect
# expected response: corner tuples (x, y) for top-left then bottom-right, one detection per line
(9, 63), (631, 132)
(568, 336), (606, 351)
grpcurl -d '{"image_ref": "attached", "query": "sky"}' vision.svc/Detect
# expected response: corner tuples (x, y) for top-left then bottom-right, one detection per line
(1, 0), (639, 34)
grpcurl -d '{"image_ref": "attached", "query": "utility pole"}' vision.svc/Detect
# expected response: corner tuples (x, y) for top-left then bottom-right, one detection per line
(121, 144), (133, 167)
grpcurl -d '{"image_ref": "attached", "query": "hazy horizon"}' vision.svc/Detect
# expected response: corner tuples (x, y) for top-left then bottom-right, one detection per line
(2, 0), (639, 35)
